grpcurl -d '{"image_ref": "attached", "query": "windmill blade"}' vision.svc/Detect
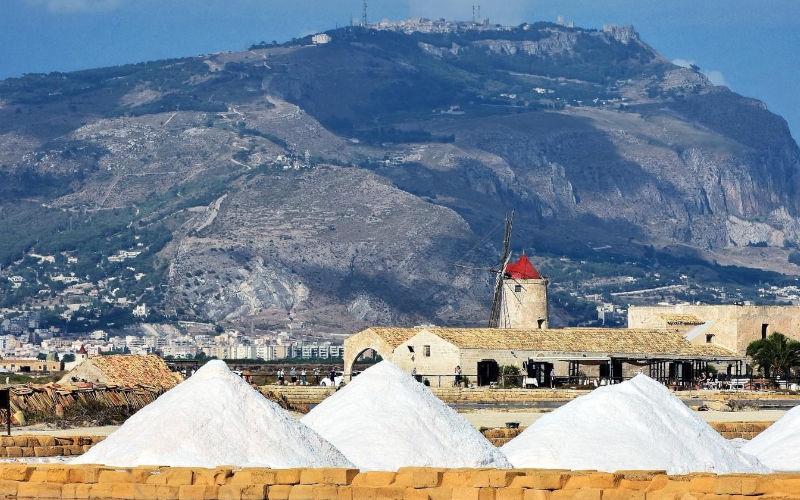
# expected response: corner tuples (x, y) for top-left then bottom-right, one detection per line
(488, 252), (511, 327)
(489, 210), (515, 327)
(500, 210), (514, 266)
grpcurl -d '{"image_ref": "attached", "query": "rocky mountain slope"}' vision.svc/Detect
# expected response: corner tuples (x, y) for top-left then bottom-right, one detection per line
(1, 20), (798, 335)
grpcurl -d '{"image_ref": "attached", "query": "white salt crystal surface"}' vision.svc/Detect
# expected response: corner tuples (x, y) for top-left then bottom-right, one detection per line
(501, 374), (768, 474)
(302, 361), (511, 471)
(72, 360), (353, 468)
(742, 404), (800, 471)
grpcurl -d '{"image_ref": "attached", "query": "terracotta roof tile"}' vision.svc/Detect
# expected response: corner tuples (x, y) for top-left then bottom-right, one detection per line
(84, 354), (182, 389)
(361, 327), (737, 359)
(362, 327), (422, 348)
(658, 313), (704, 325)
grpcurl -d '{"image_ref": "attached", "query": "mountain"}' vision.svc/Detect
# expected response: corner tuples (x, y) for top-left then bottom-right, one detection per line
(1, 20), (798, 336)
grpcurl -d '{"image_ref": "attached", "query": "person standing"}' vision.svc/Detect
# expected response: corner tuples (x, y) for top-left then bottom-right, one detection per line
(329, 368), (336, 385)
(549, 367), (556, 388)
(290, 367), (297, 385)
(277, 368), (284, 385)
(301, 368), (307, 386)
(314, 367), (321, 385)
(454, 365), (462, 387)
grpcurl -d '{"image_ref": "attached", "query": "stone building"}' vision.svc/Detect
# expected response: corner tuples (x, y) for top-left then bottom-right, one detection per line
(628, 305), (800, 354)
(342, 253), (775, 386)
(0, 358), (62, 373)
(497, 254), (549, 329)
(343, 326), (739, 386)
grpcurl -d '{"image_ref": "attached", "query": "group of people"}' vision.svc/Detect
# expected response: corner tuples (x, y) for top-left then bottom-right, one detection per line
(274, 367), (337, 385)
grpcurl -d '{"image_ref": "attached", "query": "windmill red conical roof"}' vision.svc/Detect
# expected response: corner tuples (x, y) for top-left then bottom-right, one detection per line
(505, 253), (541, 279)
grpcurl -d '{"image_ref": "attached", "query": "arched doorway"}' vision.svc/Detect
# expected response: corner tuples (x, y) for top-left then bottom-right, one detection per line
(343, 342), (393, 376)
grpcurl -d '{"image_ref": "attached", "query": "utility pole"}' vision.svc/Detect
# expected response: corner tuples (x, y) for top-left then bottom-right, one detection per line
(362, 0), (367, 26)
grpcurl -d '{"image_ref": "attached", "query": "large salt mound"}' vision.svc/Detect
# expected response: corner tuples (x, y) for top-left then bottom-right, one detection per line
(501, 374), (767, 474)
(742, 405), (800, 471)
(72, 360), (353, 468)
(302, 361), (511, 471)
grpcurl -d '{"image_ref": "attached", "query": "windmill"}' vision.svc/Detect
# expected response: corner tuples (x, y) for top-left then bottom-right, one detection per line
(452, 210), (516, 327)
(488, 210), (514, 327)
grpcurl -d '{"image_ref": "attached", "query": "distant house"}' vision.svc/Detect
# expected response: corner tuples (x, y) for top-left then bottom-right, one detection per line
(57, 354), (182, 389)
(312, 33), (332, 45)
(0, 359), (62, 373)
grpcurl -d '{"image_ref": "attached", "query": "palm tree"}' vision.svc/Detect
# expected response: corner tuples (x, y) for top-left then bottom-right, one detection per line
(746, 332), (800, 378)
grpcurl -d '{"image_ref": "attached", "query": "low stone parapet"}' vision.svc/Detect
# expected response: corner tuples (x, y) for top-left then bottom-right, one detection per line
(710, 421), (773, 440)
(0, 436), (104, 459)
(480, 421), (775, 446)
(266, 386), (589, 406)
(0, 464), (799, 499)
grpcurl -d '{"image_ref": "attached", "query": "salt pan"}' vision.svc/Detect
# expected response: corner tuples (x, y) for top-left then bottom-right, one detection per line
(742, 404), (800, 471)
(501, 374), (767, 474)
(72, 360), (353, 468)
(302, 361), (511, 470)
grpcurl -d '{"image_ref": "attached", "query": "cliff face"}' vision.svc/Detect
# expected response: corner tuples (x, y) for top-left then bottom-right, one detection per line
(0, 22), (798, 333)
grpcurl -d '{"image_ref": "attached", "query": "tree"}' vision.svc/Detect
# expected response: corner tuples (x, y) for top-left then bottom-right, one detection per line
(500, 364), (521, 388)
(746, 332), (800, 378)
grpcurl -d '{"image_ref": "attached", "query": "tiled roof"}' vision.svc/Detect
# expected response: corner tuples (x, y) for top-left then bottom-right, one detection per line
(80, 354), (182, 389)
(659, 313), (704, 325)
(361, 327), (423, 348)
(361, 327), (737, 359)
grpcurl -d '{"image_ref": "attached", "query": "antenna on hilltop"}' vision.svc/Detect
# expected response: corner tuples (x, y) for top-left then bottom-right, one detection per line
(362, 0), (367, 26)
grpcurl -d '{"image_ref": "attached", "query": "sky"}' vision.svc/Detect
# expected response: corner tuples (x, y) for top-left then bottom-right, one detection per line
(1, 0), (799, 139)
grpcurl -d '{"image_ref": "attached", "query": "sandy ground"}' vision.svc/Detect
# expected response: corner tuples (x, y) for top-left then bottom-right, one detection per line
(458, 409), (787, 428)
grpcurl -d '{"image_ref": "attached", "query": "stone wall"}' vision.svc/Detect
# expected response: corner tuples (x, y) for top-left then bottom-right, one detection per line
(628, 304), (800, 353)
(269, 383), (800, 406)
(499, 278), (549, 329)
(1, 464), (800, 500)
(268, 386), (589, 405)
(480, 421), (775, 446)
(0, 422), (773, 459)
(0, 436), (104, 458)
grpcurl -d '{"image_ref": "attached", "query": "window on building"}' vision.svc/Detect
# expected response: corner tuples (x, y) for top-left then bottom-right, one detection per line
(515, 284), (523, 292)
(706, 334), (714, 344)
(762, 324), (768, 339)
(423, 345), (431, 357)
(407, 345), (414, 353)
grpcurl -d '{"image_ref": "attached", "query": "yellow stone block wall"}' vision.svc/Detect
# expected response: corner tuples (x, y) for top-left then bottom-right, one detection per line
(479, 422), (774, 446)
(0, 423), (772, 460)
(1, 464), (800, 500)
(0, 436), (104, 458)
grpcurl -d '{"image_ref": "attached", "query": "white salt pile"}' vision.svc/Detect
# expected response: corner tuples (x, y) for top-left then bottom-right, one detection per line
(302, 361), (511, 471)
(72, 360), (353, 468)
(742, 405), (800, 471)
(501, 374), (768, 474)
